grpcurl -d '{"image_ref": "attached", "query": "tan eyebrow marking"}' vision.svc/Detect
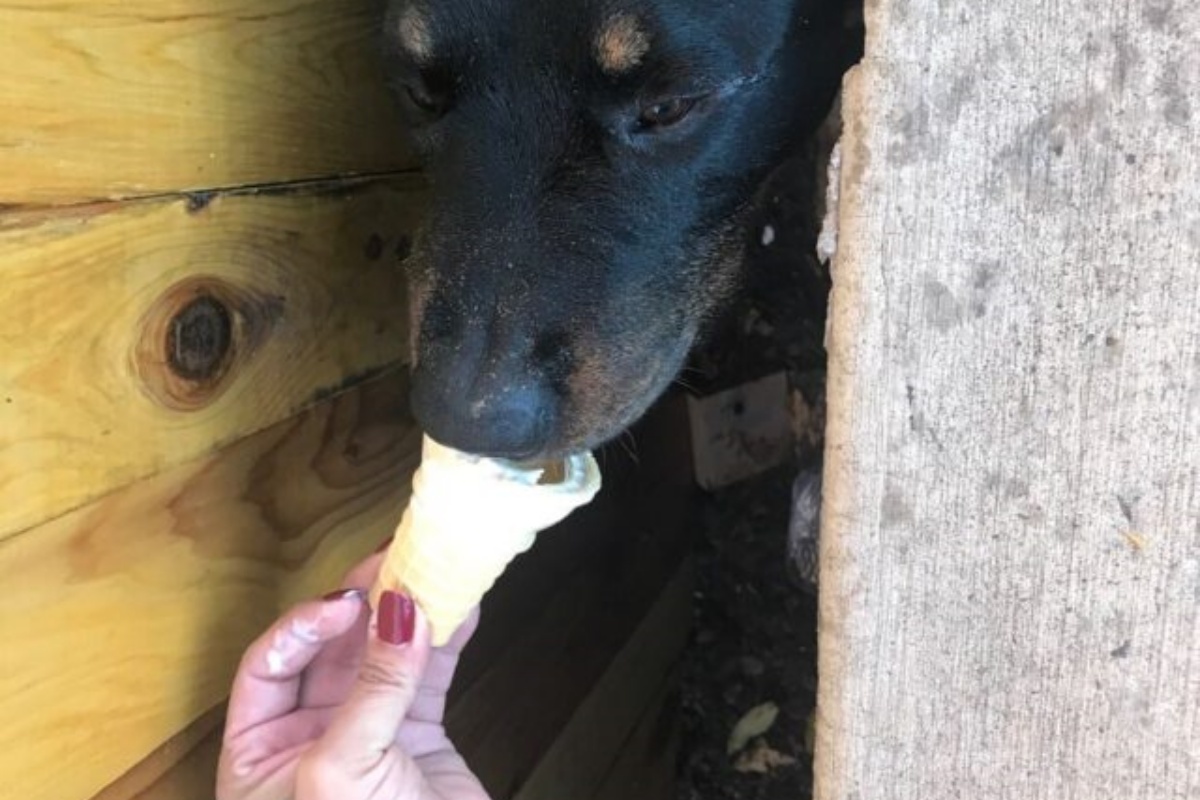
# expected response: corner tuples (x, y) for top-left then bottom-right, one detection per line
(397, 4), (434, 63)
(594, 13), (651, 74)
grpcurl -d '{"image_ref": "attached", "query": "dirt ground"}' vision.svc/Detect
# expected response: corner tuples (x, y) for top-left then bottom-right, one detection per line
(672, 125), (846, 799)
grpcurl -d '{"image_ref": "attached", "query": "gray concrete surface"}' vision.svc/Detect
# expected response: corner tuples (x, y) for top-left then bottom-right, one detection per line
(816, 0), (1200, 797)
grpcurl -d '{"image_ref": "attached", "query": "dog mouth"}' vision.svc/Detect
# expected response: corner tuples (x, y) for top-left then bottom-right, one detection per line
(404, 208), (746, 461)
(408, 320), (697, 461)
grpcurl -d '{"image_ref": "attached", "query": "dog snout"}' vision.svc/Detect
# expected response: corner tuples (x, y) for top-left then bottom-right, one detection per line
(409, 320), (567, 459)
(411, 371), (556, 459)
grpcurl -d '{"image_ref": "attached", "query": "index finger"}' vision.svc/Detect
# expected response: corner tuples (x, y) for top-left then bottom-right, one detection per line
(224, 592), (365, 741)
(298, 550), (389, 707)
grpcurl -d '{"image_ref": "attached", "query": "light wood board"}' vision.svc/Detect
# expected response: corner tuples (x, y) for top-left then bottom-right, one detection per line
(817, 0), (1200, 797)
(0, 374), (420, 800)
(0, 0), (415, 204)
(92, 707), (227, 800)
(0, 177), (423, 539)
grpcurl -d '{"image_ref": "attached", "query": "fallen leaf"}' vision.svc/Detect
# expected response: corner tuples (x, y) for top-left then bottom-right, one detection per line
(727, 701), (780, 755)
(733, 739), (798, 774)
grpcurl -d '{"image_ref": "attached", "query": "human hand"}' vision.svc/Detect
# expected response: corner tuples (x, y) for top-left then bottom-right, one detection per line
(217, 552), (489, 800)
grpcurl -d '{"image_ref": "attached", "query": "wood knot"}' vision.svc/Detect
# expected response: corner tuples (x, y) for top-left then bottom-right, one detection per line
(168, 296), (233, 381)
(136, 277), (283, 411)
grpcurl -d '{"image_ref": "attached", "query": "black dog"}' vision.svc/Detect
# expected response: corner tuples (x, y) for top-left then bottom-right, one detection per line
(382, 0), (846, 459)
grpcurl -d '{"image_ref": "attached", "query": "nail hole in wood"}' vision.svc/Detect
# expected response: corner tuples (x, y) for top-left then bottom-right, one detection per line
(395, 235), (413, 263)
(364, 233), (385, 261)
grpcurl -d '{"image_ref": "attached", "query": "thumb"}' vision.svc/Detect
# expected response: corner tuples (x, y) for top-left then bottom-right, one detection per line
(315, 590), (431, 773)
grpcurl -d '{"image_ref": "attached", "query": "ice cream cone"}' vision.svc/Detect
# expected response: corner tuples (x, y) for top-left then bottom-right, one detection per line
(372, 435), (602, 645)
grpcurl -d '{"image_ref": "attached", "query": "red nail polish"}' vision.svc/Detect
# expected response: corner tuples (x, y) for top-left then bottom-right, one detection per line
(378, 590), (415, 646)
(322, 588), (366, 603)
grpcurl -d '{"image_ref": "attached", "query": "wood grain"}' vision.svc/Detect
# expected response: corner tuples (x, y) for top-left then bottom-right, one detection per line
(0, 177), (424, 540)
(92, 707), (226, 800)
(817, 0), (1200, 798)
(111, 722), (225, 800)
(0, 0), (415, 204)
(0, 373), (421, 800)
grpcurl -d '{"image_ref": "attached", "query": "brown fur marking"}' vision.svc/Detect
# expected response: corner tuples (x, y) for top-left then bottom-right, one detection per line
(407, 251), (434, 367)
(398, 4), (434, 63)
(594, 14), (651, 74)
(566, 332), (668, 445)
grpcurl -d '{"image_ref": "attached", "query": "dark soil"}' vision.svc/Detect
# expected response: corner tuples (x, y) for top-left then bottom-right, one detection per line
(676, 466), (821, 800)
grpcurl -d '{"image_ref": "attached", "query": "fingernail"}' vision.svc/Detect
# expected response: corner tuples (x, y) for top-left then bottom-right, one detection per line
(375, 537), (394, 553)
(377, 590), (415, 646)
(322, 588), (366, 603)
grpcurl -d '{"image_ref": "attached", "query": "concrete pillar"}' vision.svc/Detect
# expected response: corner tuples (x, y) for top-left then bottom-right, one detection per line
(817, 0), (1200, 797)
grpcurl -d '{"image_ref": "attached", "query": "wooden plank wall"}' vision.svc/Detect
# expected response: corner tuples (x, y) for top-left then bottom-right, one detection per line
(817, 0), (1200, 797)
(2, 4), (424, 789)
(1, 3), (695, 799)
(0, 0), (415, 204)
(4, 375), (420, 800)
(1, 179), (424, 537)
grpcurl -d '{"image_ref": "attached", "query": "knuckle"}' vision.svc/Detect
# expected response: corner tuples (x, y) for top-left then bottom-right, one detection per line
(216, 740), (251, 779)
(357, 657), (417, 695)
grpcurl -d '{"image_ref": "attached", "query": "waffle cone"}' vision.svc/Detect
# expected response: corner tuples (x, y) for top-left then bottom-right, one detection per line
(372, 436), (602, 646)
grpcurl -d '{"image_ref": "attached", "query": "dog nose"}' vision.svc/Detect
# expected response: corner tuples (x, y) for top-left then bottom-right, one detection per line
(409, 365), (558, 459)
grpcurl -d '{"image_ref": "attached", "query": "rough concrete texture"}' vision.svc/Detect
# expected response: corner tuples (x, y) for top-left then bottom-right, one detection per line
(816, 0), (1200, 798)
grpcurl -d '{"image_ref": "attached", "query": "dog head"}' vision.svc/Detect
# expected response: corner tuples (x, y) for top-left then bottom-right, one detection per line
(384, 0), (839, 458)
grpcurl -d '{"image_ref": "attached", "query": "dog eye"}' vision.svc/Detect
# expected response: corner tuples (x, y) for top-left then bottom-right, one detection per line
(404, 83), (449, 117)
(637, 97), (699, 129)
